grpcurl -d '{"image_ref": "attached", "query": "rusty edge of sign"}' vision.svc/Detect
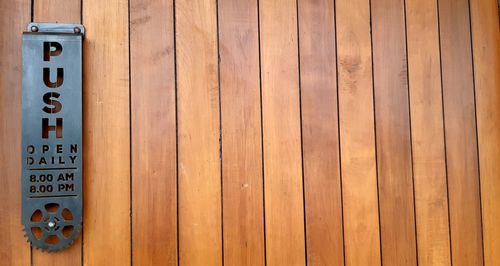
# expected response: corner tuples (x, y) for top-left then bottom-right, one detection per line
(27, 22), (85, 35)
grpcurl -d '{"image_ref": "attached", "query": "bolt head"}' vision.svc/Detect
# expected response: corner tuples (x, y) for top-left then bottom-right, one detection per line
(48, 221), (56, 228)
(74, 27), (81, 34)
(31, 25), (39, 32)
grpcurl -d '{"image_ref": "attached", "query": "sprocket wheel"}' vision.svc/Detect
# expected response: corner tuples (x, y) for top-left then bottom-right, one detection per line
(24, 203), (81, 252)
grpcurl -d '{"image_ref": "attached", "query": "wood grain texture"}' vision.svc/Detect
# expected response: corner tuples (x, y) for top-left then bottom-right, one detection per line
(0, 1), (496, 264)
(130, 0), (177, 265)
(336, 0), (381, 265)
(470, 0), (500, 265)
(0, 0), (31, 265)
(438, 0), (484, 265)
(175, 0), (222, 265)
(34, 0), (80, 24)
(405, 0), (452, 265)
(371, 0), (417, 265)
(469, 0), (500, 266)
(297, 0), (343, 265)
(32, 0), (82, 264)
(259, 0), (305, 265)
(82, 0), (131, 264)
(218, 0), (265, 265)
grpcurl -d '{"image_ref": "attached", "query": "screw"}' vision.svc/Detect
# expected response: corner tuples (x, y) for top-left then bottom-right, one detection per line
(48, 221), (56, 228)
(74, 27), (81, 34)
(31, 25), (39, 32)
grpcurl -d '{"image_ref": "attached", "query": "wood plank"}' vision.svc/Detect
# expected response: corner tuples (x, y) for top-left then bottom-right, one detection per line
(130, 0), (177, 265)
(0, 0), (32, 265)
(32, 0), (82, 265)
(297, 0), (343, 265)
(438, 0), (484, 265)
(259, 0), (305, 264)
(469, 0), (500, 265)
(405, 0), (452, 265)
(336, 0), (381, 264)
(82, 0), (130, 264)
(371, 0), (417, 265)
(218, 0), (265, 265)
(175, 0), (222, 265)
(34, 0), (80, 23)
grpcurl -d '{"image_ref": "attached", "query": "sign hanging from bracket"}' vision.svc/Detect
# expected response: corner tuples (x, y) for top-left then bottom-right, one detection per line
(22, 22), (84, 252)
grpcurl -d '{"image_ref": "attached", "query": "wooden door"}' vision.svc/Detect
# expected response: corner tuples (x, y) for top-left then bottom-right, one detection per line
(1, 0), (498, 265)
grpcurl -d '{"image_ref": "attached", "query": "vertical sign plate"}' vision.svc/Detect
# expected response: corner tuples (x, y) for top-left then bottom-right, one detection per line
(21, 23), (84, 252)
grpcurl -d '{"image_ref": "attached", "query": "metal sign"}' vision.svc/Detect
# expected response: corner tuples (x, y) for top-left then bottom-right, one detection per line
(22, 23), (84, 252)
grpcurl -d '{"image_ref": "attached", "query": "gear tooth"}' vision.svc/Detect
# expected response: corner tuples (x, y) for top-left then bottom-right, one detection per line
(23, 223), (82, 252)
(23, 205), (82, 252)
(22, 226), (31, 243)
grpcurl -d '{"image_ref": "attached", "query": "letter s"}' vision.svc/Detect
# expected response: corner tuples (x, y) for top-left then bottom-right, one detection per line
(42, 92), (62, 113)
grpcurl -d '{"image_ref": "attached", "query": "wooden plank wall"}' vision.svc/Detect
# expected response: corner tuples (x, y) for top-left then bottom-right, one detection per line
(0, 0), (498, 265)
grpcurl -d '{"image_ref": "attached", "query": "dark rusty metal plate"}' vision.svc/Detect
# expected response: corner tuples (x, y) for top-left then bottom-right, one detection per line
(22, 22), (84, 252)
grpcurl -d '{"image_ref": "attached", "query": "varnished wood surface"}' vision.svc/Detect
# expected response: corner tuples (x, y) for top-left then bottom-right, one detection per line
(470, 0), (500, 265)
(336, 0), (381, 264)
(371, 0), (417, 264)
(82, 0), (131, 264)
(298, 0), (343, 265)
(176, 0), (222, 265)
(34, 0), (80, 24)
(218, 0), (265, 265)
(130, 0), (177, 265)
(439, 0), (484, 265)
(0, 0), (497, 265)
(406, 0), (451, 265)
(259, 0), (305, 264)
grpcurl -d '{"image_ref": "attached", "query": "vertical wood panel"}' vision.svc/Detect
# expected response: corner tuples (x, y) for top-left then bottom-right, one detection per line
(470, 0), (500, 265)
(0, 1), (496, 264)
(32, 0), (82, 265)
(175, 0), (222, 265)
(0, 0), (31, 265)
(82, 0), (130, 264)
(259, 0), (305, 264)
(298, 0), (343, 265)
(438, 0), (484, 265)
(218, 0), (265, 265)
(371, 0), (417, 265)
(130, 0), (177, 265)
(34, 0), (80, 23)
(336, 0), (382, 264)
(406, 0), (452, 265)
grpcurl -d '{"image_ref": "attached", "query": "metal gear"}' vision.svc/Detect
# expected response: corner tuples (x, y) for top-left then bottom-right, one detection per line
(23, 203), (81, 252)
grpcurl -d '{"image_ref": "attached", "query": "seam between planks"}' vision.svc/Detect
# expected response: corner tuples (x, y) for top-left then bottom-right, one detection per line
(295, 0), (308, 264)
(402, 0), (420, 264)
(256, 0), (267, 264)
(173, 0), (180, 264)
(332, 0), (347, 264)
(215, 0), (224, 264)
(466, 0), (486, 264)
(435, 0), (454, 263)
(368, 0), (384, 264)
(127, 0), (132, 265)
